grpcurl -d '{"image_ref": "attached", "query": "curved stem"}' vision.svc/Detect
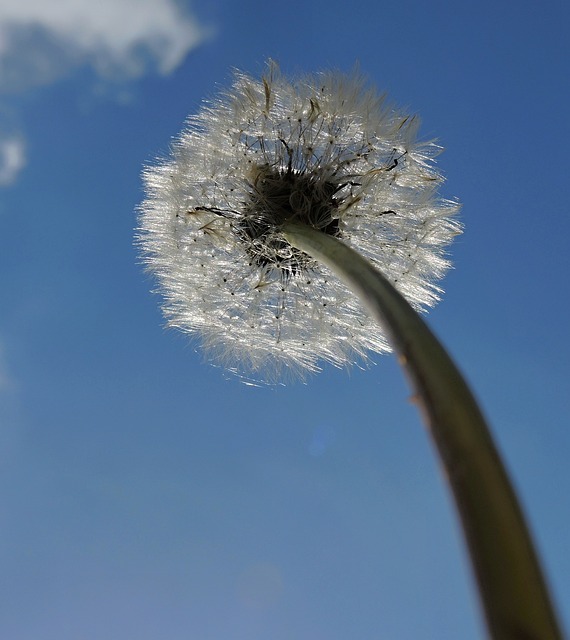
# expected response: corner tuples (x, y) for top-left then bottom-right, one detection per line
(283, 221), (564, 640)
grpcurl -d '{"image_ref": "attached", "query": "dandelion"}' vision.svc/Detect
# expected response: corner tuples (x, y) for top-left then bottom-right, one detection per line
(137, 63), (564, 639)
(137, 62), (460, 378)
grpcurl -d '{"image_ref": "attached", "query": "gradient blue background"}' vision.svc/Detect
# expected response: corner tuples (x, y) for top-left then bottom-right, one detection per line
(1, 1), (569, 638)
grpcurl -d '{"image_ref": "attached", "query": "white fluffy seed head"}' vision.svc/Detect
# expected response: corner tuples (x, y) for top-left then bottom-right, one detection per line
(137, 61), (461, 381)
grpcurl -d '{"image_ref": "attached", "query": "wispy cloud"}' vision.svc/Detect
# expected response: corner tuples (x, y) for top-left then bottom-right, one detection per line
(0, 0), (208, 92)
(0, 135), (25, 186)
(0, 0), (209, 185)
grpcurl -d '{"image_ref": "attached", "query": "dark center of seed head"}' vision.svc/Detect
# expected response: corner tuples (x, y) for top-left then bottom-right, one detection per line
(238, 165), (341, 273)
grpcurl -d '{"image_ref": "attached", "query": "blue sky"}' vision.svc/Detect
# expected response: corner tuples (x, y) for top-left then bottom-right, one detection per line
(1, 1), (569, 638)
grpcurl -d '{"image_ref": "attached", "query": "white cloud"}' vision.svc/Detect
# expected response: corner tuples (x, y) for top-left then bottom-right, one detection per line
(0, 0), (209, 186)
(0, 0), (209, 92)
(0, 135), (25, 186)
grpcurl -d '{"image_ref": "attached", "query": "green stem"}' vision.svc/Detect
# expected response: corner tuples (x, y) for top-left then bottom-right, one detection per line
(283, 221), (564, 640)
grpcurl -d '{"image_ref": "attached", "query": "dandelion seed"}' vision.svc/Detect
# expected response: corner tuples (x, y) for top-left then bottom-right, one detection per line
(137, 62), (460, 379)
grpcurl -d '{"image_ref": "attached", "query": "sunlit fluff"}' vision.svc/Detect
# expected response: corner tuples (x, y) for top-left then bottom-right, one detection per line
(137, 63), (461, 379)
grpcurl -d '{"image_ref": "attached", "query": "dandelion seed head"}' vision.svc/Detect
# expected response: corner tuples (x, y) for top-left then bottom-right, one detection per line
(137, 62), (461, 380)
